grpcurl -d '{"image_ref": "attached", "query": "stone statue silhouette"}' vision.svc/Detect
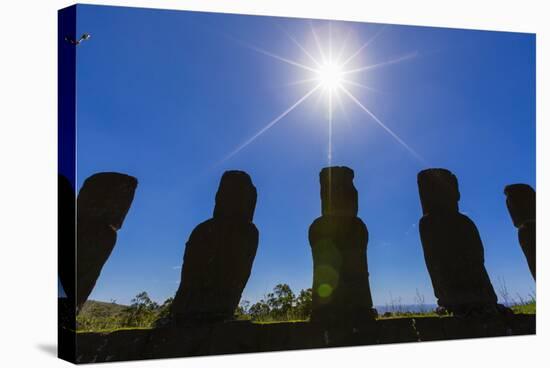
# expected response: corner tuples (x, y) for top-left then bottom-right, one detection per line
(170, 170), (259, 326)
(504, 184), (536, 280)
(417, 168), (499, 317)
(76, 172), (138, 313)
(59, 174), (76, 329)
(309, 166), (376, 325)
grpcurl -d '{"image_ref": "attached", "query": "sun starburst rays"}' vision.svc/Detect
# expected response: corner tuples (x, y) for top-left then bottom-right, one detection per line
(341, 25), (388, 67)
(339, 85), (427, 165)
(220, 22), (424, 166)
(219, 84), (322, 165)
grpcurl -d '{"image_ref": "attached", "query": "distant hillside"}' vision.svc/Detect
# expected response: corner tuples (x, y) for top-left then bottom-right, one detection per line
(77, 293), (172, 332)
(77, 300), (131, 332)
(79, 300), (129, 317)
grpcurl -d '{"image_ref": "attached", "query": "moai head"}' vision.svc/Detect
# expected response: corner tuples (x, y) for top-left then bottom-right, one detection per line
(78, 172), (138, 229)
(504, 184), (536, 228)
(320, 166), (358, 217)
(213, 170), (257, 222)
(417, 168), (460, 215)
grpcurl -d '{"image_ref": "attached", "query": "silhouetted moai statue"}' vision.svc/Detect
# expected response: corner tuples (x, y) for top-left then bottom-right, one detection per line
(170, 171), (259, 326)
(309, 166), (376, 325)
(504, 184), (536, 280)
(59, 174), (76, 329)
(417, 168), (499, 316)
(77, 173), (138, 313)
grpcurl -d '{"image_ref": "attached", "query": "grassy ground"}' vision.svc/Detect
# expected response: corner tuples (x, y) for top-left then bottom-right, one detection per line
(376, 302), (537, 320)
(77, 326), (153, 334)
(76, 301), (536, 332)
(377, 312), (441, 320)
(511, 301), (536, 314)
(252, 319), (307, 324)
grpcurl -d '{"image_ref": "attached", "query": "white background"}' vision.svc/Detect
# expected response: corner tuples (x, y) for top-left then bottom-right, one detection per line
(0, 0), (547, 367)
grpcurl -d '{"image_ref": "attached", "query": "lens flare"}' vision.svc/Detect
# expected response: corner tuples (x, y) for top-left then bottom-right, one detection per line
(318, 283), (334, 298)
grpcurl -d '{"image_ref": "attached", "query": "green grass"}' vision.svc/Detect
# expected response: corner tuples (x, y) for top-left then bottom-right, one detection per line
(377, 312), (442, 320)
(252, 319), (308, 324)
(511, 301), (536, 314)
(77, 326), (153, 334)
(377, 302), (537, 320)
(76, 299), (536, 333)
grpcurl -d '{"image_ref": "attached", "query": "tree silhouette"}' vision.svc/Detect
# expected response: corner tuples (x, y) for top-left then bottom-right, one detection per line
(123, 292), (159, 327)
(242, 284), (312, 322)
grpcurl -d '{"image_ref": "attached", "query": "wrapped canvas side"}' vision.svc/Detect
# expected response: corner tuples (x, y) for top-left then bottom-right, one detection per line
(58, 4), (77, 364)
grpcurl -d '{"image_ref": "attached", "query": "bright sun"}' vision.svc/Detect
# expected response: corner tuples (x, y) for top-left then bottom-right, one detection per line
(317, 62), (344, 91)
(220, 23), (424, 166)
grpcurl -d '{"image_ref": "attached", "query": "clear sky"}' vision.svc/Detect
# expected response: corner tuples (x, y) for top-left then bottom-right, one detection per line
(75, 4), (535, 307)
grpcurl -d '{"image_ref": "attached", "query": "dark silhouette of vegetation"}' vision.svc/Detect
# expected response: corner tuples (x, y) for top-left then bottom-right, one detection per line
(237, 284), (312, 322)
(122, 292), (160, 328)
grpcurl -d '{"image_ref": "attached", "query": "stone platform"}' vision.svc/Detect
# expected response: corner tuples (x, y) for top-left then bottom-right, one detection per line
(68, 314), (535, 364)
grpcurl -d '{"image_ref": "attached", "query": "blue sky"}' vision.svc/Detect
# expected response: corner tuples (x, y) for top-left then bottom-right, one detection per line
(75, 4), (535, 307)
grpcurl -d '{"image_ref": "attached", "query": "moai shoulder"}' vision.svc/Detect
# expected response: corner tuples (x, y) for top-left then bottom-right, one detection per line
(181, 218), (259, 282)
(419, 211), (484, 257)
(309, 216), (368, 250)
